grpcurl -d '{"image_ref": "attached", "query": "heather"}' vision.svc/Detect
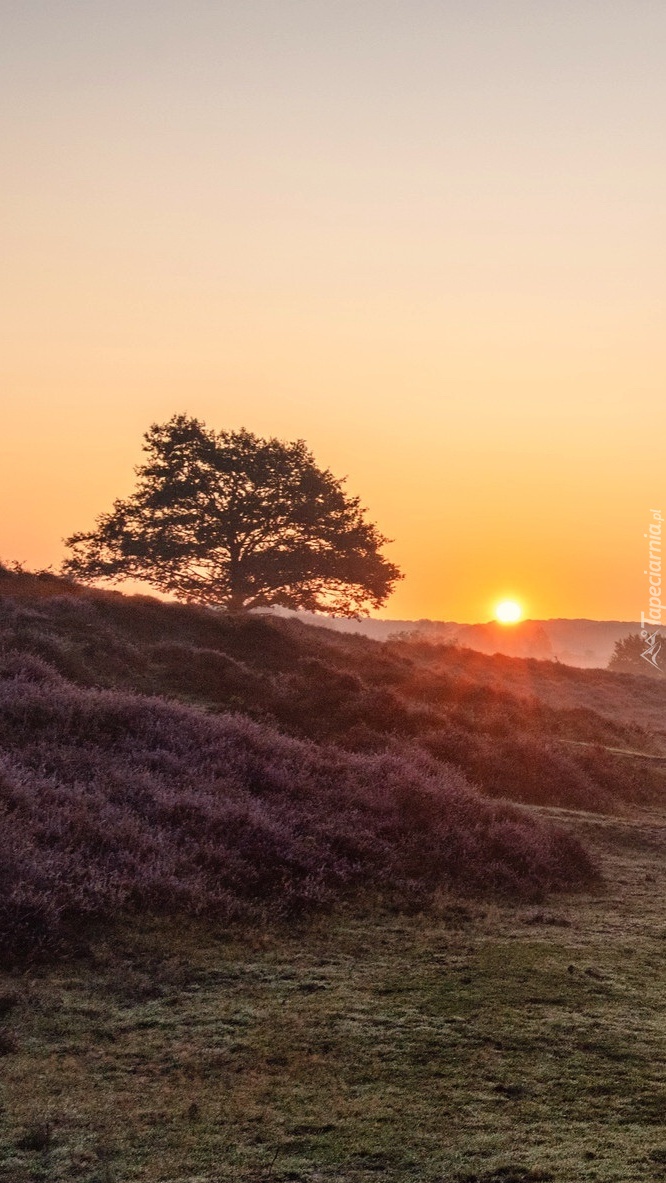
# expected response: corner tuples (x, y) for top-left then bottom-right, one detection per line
(0, 652), (594, 962)
(1, 571), (665, 811)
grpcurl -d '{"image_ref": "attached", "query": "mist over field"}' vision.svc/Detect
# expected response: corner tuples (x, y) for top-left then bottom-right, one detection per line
(275, 611), (648, 668)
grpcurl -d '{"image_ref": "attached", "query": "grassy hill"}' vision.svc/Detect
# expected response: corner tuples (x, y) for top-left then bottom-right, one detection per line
(2, 568), (666, 816)
(3, 570), (666, 1181)
(0, 569), (602, 963)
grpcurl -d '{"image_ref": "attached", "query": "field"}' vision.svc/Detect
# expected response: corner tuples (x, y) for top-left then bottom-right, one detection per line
(2, 803), (666, 1183)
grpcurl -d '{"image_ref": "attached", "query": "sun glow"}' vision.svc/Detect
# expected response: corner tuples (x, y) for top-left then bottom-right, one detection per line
(495, 599), (523, 624)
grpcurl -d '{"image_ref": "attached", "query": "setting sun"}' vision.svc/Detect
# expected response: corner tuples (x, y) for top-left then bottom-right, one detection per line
(495, 599), (523, 624)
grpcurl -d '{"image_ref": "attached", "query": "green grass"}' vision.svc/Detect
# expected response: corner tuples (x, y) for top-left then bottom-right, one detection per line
(3, 806), (666, 1182)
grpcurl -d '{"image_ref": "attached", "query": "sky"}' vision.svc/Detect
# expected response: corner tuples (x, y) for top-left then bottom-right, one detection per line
(1, 0), (664, 622)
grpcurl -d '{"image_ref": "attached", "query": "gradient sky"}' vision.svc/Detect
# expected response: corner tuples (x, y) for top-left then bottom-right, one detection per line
(2, 1), (664, 621)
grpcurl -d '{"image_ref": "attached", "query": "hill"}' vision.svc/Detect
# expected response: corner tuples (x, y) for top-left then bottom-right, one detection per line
(0, 569), (601, 961)
(281, 610), (644, 668)
(3, 569), (666, 1181)
(1, 569), (665, 813)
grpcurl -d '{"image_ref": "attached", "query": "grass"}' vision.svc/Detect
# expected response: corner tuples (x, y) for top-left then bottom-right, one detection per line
(3, 805), (666, 1182)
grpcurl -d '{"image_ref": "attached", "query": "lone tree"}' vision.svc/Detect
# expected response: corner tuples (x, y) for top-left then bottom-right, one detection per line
(608, 632), (665, 677)
(63, 414), (402, 615)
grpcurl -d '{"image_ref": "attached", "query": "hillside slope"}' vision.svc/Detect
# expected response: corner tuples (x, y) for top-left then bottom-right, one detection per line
(1, 570), (665, 813)
(0, 571), (598, 961)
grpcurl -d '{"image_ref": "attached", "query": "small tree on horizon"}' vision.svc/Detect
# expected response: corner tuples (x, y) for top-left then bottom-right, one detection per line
(63, 414), (402, 615)
(608, 632), (665, 677)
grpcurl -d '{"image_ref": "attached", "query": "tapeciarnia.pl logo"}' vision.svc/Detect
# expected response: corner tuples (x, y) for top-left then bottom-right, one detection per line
(641, 509), (664, 672)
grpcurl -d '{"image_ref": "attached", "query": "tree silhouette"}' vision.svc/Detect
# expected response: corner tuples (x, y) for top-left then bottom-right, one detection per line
(63, 414), (402, 615)
(608, 632), (665, 677)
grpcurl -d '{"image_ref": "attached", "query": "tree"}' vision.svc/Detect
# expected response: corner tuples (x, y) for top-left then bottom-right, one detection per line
(63, 414), (403, 615)
(608, 632), (665, 677)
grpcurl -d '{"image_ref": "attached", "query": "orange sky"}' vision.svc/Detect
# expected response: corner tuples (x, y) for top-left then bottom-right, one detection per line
(1, 2), (664, 622)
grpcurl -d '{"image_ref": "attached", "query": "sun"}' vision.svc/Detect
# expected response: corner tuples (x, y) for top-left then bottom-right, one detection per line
(494, 599), (523, 625)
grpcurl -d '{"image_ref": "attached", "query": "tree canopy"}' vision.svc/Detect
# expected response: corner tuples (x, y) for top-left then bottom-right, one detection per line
(63, 414), (402, 615)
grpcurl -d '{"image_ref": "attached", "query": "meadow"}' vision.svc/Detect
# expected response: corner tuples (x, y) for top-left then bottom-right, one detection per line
(2, 806), (666, 1182)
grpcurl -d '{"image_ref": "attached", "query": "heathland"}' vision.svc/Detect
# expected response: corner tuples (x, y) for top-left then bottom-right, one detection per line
(2, 568), (666, 1181)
